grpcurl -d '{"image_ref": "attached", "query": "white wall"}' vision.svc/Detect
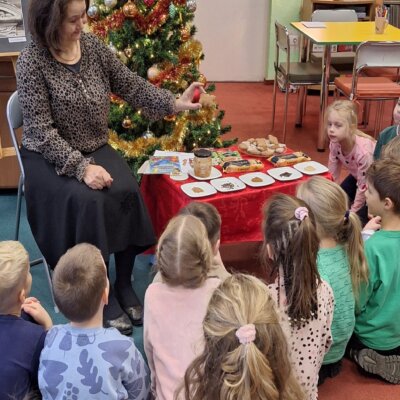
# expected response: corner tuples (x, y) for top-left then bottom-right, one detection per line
(194, 0), (270, 82)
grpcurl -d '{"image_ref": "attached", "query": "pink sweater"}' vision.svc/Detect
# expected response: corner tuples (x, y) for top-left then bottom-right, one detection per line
(328, 135), (375, 212)
(144, 278), (220, 400)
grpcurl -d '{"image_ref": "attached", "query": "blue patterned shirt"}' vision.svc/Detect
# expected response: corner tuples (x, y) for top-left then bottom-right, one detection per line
(39, 325), (150, 400)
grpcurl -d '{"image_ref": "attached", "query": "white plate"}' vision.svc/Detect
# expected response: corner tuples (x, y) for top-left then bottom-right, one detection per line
(210, 177), (246, 193)
(267, 167), (303, 181)
(169, 172), (189, 181)
(188, 166), (222, 181)
(181, 182), (217, 198)
(239, 172), (275, 187)
(293, 161), (329, 175)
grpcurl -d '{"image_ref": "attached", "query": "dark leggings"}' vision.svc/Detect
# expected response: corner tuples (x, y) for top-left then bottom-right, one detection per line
(318, 360), (342, 385)
(340, 174), (369, 227)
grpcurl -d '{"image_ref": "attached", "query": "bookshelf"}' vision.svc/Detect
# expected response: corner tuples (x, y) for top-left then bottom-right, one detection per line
(301, 0), (376, 21)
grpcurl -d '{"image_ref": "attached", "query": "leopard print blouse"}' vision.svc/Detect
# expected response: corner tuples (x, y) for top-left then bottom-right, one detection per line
(16, 32), (176, 181)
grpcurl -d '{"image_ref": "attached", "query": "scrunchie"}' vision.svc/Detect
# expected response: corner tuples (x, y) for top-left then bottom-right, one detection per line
(235, 324), (256, 345)
(294, 206), (309, 221)
(344, 210), (350, 223)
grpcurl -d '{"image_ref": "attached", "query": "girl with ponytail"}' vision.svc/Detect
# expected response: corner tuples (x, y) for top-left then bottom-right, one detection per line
(297, 177), (368, 383)
(262, 194), (334, 400)
(144, 215), (221, 400)
(181, 274), (305, 400)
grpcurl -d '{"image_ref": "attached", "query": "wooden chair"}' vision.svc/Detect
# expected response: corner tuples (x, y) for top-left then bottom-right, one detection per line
(334, 41), (400, 136)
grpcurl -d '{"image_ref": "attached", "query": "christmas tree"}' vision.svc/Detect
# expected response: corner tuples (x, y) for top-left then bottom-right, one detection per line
(87, 0), (234, 175)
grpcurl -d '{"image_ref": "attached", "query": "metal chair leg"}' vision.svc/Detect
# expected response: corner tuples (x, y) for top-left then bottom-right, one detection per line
(14, 175), (23, 241)
(282, 81), (290, 143)
(271, 72), (278, 132)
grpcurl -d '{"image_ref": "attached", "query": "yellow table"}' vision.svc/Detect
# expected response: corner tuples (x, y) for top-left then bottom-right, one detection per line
(291, 21), (400, 150)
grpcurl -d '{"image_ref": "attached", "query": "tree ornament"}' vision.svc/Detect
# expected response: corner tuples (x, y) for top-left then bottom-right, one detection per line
(87, 5), (99, 19)
(186, 0), (197, 12)
(104, 0), (118, 8)
(147, 65), (161, 80)
(118, 51), (128, 64)
(123, 0), (138, 18)
(169, 3), (176, 18)
(198, 73), (207, 85)
(142, 125), (154, 139)
(108, 42), (117, 53)
(180, 26), (190, 42)
(124, 46), (133, 58)
(122, 116), (133, 129)
(98, 4), (107, 12)
(144, 0), (155, 7)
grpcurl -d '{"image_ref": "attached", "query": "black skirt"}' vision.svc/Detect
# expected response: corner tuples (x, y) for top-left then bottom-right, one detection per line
(21, 144), (156, 267)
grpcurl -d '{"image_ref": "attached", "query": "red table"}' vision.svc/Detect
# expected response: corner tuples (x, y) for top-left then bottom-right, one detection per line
(140, 152), (331, 243)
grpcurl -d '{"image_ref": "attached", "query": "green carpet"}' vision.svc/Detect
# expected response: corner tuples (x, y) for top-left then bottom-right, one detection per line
(0, 189), (154, 356)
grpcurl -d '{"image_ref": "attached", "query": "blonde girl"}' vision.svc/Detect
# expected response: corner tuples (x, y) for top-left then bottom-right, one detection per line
(144, 215), (220, 400)
(181, 274), (305, 400)
(262, 194), (334, 400)
(297, 177), (369, 383)
(326, 100), (376, 225)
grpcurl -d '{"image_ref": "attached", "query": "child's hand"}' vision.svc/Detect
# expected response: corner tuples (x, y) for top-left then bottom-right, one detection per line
(22, 297), (53, 330)
(364, 215), (382, 231)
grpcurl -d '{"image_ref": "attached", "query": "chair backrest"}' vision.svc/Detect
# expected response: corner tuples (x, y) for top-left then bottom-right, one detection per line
(274, 21), (291, 68)
(311, 9), (358, 22)
(6, 91), (25, 177)
(350, 41), (400, 98)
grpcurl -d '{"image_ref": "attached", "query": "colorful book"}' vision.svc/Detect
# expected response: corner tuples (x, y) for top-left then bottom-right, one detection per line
(148, 156), (181, 174)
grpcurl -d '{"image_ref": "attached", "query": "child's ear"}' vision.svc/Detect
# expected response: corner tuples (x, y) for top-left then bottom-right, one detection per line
(102, 279), (110, 305)
(266, 243), (274, 260)
(18, 288), (26, 304)
(212, 239), (220, 256)
(384, 197), (394, 211)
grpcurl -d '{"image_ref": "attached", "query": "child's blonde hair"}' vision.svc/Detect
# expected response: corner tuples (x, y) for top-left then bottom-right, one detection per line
(297, 177), (368, 299)
(181, 274), (305, 400)
(262, 194), (321, 327)
(0, 241), (29, 313)
(381, 135), (400, 161)
(156, 215), (212, 288)
(325, 100), (375, 141)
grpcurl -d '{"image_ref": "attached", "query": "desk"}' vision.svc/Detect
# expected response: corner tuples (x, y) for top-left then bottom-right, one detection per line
(140, 155), (331, 243)
(291, 21), (400, 151)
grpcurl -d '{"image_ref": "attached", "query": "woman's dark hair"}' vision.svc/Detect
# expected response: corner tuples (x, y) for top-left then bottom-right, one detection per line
(262, 194), (321, 327)
(28, 0), (90, 51)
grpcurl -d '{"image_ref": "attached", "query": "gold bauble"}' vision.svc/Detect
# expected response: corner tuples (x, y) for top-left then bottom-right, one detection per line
(122, 116), (132, 129)
(123, 0), (138, 18)
(164, 114), (176, 122)
(124, 46), (133, 58)
(118, 51), (128, 64)
(198, 73), (207, 85)
(180, 26), (190, 42)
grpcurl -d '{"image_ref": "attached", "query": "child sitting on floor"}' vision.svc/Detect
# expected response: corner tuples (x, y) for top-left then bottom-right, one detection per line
(153, 201), (230, 283)
(373, 97), (400, 160)
(349, 160), (400, 384)
(0, 241), (52, 400)
(297, 177), (368, 384)
(38, 243), (150, 399)
(262, 194), (334, 400)
(144, 215), (221, 400)
(181, 273), (305, 400)
(326, 100), (376, 225)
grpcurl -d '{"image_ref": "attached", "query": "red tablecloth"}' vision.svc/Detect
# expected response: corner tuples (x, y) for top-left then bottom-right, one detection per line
(140, 150), (332, 244)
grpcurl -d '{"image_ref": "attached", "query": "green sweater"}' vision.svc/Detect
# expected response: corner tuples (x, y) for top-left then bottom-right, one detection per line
(317, 246), (355, 364)
(373, 125), (398, 160)
(355, 230), (400, 350)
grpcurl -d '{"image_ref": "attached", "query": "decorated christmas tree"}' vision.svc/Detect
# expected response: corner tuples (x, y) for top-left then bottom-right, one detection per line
(87, 0), (234, 175)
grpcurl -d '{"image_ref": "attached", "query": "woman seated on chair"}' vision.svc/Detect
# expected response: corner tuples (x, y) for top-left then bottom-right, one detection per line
(16, 0), (203, 335)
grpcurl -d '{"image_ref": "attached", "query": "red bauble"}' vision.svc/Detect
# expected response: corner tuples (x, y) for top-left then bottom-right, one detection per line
(192, 87), (201, 103)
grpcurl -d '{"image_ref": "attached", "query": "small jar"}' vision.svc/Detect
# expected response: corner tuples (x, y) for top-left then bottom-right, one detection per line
(193, 148), (212, 178)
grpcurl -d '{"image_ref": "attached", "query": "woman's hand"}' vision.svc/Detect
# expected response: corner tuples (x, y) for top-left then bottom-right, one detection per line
(83, 164), (113, 190)
(22, 297), (53, 330)
(175, 82), (206, 112)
